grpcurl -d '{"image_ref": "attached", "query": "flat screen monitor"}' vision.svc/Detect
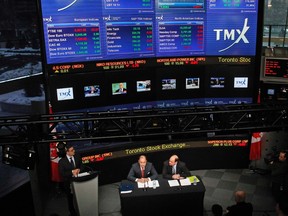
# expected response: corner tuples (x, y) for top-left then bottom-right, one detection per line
(37, 0), (264, 112)
(37, 0), (261, 73)
(234, 77), (248, 88)
(137, 80), (151, 92)
(56, 87), (74, 101)
(210, 77), (225, 88)
(186, 77), (200, 89)
(84, 85), (100, 97)
(162, 78), (176, 90)
(267, 88), (275, 96)
(112, 82), (127, 95)
(264, 57), (288, 81)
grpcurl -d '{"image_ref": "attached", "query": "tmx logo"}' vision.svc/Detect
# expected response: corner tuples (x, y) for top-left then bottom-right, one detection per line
(59, 89), (71, 97)
(236, 79), (246, 85)
(214, 18), (250, 53)
(57, 87), (73, 101)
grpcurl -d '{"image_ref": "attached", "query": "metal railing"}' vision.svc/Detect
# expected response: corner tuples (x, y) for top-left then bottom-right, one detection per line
(1, 102), (288, 146)
(263, 24), (288, 48)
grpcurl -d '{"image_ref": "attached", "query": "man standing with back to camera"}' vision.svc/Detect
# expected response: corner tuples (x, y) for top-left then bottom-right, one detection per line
(268, 150), (288, 203)
(225, 190), (253, 216)
(162, 154), (191, 180)
(59, 144), (83, 216)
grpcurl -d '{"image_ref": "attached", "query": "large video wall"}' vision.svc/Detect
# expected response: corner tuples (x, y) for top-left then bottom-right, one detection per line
(37, 0), (263, 112)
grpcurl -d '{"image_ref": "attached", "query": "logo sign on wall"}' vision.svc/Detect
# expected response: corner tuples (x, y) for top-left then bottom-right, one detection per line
(57, 87), (74, 101)
(206, 15), (257, 55)
(234, 77), (248, 88)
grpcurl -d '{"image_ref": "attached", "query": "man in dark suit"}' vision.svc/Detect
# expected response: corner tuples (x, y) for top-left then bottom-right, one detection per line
(162, 154), (191, 180)
(225, 190), (253, 216)
(127, 155), (158, 183)
(59, 144), (83, 216)
(268, 151), (288, 203)
(114, 82), (127, 94)
(276, 192), (288, 216)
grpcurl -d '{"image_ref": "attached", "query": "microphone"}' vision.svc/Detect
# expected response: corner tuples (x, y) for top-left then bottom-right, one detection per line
(177, 179), (182, 190)
(82, 164), (94, 173)
(143, 180), (148, 191)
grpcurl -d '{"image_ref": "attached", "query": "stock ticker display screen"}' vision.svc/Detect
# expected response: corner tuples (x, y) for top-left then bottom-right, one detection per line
(37, 0), (263, 112)
(264, 57), (288, 79)
(39, 0), (259, 72)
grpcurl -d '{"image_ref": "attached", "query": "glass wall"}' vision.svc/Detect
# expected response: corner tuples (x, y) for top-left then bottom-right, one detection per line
(263, 0), (288, 48)
(0, 0), (42, 83)
(0, 0), (44, 118)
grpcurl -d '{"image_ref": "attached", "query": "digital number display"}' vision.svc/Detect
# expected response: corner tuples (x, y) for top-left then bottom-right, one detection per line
(39, 0), (259, 70)
(157, 21), (204, 53)
(106, 22), (154, 54)
(48, 23), (101, 59)
(208, 0), (256, 9)
(158, 0), (205, 9)
(264, 58), (288, 78)
(104, 0), (153, 9)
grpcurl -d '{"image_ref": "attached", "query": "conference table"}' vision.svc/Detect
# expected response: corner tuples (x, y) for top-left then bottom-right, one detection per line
(119, 176), (206, 216)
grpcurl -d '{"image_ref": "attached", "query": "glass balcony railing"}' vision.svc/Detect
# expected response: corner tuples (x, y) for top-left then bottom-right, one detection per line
(263, 25), (288, 47)
(262, 25), (288, 57)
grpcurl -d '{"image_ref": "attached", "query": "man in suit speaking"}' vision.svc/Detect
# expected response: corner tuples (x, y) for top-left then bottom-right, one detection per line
(127, 155), (158, 183)
(162, 154), (191, 180)
(59, 144), (83, 216)
(114, 82), (127, 94)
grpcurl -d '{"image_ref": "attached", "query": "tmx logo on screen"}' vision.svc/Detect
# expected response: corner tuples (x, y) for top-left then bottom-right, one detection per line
(214, 18), (250, 53)
(57, 87), (74, 101)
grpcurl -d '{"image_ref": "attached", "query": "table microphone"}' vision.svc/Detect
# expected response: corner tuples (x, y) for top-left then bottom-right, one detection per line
(177, 179), (182, 190)
(83, 164), (94, 173)
(143, 181), (148, 191)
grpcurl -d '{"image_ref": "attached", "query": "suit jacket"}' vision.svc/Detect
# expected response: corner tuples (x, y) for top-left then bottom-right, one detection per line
(162, 160), (191, 179)
(58, 153), (83, 183)
(115, 88), (127, 93)
(127, 162), (158, 182)
(268, 160), (288, 184)
(226, 202), (253, 216)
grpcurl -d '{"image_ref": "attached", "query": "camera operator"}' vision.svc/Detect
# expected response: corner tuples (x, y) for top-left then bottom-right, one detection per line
(268, 150), (288, 203)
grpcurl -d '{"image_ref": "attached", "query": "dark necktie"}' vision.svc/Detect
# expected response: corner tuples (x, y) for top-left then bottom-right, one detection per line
(70, 157), (75, 168)
(141, 167), (145, 178)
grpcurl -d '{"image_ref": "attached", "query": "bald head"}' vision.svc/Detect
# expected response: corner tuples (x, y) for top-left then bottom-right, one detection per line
(235, 191), (246, 202)
(138, 155), (147, 169)
(169, 155), (179, 166)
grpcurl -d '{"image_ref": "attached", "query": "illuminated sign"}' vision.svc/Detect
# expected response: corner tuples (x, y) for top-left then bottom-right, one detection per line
(82, 139), (248, 163)
(56, 87), (74, 101)
(234, 77), (248, 88)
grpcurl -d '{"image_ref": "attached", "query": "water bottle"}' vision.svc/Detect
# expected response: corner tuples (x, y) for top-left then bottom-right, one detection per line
(193, 177), (197, 186)
(153, 180), (156, 189)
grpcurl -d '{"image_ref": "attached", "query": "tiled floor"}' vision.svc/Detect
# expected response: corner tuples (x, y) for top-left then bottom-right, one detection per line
(194, 169), (276, 216)
(43, 168), (277, 216)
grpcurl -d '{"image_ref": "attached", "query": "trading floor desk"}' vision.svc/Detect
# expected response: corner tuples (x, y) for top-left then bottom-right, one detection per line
(120, 176), (206, 216)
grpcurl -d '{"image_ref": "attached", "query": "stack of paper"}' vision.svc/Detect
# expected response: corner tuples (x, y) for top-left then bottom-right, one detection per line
(77, 172), (90, 177)
(168, 180), (179, 187)
(137, 180), (160, 188)
(179, 178), (191, 186)
(168, 178), (192, 187)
